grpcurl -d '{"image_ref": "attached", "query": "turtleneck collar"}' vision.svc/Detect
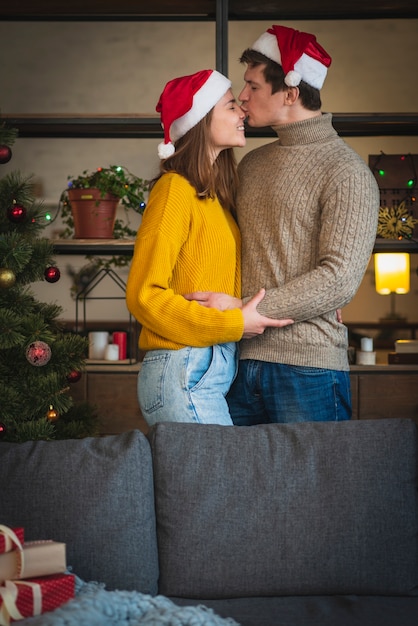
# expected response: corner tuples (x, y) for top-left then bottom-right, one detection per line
(271, 112), (337, 146)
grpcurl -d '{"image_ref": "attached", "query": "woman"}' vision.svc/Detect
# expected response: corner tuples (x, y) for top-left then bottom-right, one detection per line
(126, 69), (293, 427)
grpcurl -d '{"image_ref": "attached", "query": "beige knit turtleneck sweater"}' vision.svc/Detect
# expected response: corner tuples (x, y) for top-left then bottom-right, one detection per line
(237, 113), (380, 371)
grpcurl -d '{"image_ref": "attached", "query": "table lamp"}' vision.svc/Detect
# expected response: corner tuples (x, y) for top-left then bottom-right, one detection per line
(374, 252), (410, 320)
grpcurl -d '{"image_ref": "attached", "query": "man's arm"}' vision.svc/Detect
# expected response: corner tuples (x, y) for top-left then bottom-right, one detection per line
(184, 289), (294, 337)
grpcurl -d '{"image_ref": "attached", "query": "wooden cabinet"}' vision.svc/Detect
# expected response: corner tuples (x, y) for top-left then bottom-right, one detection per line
(69, 364), (418, 436)
(350, 367), (418, 422)
(350, 374), (359, 420)
(70, 364), (149, 435)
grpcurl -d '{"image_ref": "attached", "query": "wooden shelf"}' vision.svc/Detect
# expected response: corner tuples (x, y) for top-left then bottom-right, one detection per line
(52, 238), (135, 255)
(347, 321), (418, 336)
(4, 113), (418, 139)
(1, 0), (417, 21)
(373, 239), (418, 253)
(51, 238), (418, 256)
(3, 114), (162, 139)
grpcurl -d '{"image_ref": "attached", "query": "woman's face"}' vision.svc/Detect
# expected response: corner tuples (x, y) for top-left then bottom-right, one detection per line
(209, 89), (246, 161)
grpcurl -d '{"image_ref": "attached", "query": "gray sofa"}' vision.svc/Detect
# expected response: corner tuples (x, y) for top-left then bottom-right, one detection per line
(1, 418), (417, 625)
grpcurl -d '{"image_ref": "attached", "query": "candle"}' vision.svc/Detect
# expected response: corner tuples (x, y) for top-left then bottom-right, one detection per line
(104, 343), (119, 361)
(88, 331), (109, 359)
(112, 331), (127, 360)
(361, 337), (373, 353)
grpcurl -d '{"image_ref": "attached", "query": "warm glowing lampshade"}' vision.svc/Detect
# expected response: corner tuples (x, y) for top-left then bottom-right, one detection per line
(374, 253), (410, 294)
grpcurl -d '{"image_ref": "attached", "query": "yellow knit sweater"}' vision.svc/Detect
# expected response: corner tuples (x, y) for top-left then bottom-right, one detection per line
(126, 172), (244, 351)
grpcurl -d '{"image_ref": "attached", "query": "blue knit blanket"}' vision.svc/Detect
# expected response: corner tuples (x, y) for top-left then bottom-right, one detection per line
(20, 576), (240, 626)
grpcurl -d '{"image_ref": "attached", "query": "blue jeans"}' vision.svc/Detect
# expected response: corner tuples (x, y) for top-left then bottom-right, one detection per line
(137, 343), (238, 427)
(227, 360), (352, 425)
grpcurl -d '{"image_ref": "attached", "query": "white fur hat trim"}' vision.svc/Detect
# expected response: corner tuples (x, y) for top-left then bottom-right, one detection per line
(170, 71), (231, 143)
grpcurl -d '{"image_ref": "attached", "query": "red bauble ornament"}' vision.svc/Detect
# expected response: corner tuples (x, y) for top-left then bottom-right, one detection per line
(25, 340), (52, 367)
(7, 204), (27, 223)
(44, 266), (61, 283)
(0, 145), (12, 164)
(0, 422), (6, 438)
(67, 370), (82, 383)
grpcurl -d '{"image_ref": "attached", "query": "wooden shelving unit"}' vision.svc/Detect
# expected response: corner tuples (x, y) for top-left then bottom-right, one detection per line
(2, 0), (418, 140)
(2, 3), (417, 257)
(2, 1), (418, 430)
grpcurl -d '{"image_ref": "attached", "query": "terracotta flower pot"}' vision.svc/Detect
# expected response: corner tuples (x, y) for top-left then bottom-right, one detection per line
(68, 188), (119, 239)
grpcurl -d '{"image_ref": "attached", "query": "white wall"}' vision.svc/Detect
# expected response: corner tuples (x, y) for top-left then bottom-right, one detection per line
(1, 18), (417, 323)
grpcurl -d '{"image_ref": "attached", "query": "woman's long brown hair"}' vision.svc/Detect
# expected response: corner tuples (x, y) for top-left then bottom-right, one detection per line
(151, 109), (239, 213)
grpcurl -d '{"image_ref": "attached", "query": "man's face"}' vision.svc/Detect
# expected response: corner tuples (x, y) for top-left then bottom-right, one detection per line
(238, 64), (287, 128)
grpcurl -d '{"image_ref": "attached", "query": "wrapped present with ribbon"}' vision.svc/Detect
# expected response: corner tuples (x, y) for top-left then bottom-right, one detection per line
(0, 527), (67, 585)
(0, 528), (24, 556)
(0, 573), (75, 625)
(0, 542), (67, 585)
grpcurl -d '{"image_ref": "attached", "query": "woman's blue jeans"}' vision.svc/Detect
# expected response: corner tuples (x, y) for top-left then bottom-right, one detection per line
(227, 360), (352, 425)
(137, 342), (238, 427)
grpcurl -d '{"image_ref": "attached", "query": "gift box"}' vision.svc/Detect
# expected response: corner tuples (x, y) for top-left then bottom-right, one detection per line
(0, 541), (67, 584)
(0, 573), (75, 625)
(0, 528), (24, 556)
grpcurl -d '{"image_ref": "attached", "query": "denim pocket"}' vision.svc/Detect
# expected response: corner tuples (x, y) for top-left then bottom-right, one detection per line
(138, 352), (171, 413)
(187, 343), (237, 395)
(186, 347), (214, 392)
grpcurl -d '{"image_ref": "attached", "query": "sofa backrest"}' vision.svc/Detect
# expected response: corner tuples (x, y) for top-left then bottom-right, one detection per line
(148, 419), (418, 599)
(0, 430), (159, 594)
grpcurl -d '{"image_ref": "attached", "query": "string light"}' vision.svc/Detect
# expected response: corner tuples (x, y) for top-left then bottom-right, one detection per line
(371, 152), (417, 213)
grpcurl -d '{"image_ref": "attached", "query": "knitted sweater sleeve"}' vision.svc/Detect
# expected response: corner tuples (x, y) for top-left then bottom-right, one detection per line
(126, 174), (244, 350)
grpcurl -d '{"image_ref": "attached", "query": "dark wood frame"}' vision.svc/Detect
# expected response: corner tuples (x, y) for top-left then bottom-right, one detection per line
(3, 113), (418, 140)
(1, 1), (418, 21)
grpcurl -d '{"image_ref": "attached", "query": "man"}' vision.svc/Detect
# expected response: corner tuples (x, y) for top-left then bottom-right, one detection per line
(187, 25), (380, 424)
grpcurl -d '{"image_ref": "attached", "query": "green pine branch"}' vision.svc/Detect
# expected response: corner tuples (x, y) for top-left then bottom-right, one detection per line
(0, 119), (18, 148)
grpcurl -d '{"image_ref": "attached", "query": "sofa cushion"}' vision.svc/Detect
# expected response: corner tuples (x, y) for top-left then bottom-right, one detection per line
(0, 430), (159, 593)
(149, 419), (418, 599)
(172, 595), (418, 626)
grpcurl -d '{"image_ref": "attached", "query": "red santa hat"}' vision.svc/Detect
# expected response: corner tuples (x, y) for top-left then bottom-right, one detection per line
(156, 69), (232, 159)
(250, 25), (332, 90)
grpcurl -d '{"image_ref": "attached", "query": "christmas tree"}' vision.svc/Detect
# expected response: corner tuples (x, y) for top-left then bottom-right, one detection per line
(0, 119), (98, 442)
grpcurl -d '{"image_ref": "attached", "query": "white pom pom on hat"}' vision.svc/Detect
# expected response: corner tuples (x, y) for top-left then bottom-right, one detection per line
(284, 70), (302, 87)
(156, 69), (232, 159)
(157, 141), (175, 160)
(250, 25), (332, 90)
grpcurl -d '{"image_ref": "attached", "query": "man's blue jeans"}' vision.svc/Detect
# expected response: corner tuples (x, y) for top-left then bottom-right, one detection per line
(227, 360), (352, 425)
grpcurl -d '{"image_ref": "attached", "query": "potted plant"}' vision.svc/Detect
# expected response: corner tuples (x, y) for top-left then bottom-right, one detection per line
(59, 165), (148, 240)
(58, 165), (148, 297)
